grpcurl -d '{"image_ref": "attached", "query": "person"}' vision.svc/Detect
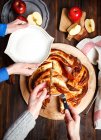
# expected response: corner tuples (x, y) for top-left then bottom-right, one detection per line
(0, 19), (28, 37)
(1, 19), (80, 140)
(65, 106), (80, 140)
(0, 19), (38, 83)
(3, 82), (80, 140)
(0, 63), (39, 83)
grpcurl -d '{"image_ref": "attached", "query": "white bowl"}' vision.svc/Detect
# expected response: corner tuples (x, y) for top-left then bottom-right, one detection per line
(5, 25), (54, 63)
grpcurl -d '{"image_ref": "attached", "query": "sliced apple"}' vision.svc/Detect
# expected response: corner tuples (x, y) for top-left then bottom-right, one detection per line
(33, 12), (42, 25)
(27, 12), (42, 26)
(85, 19), (95, 33)
(67, 24), (81, 36)
(27, 14), (36, 25)
(74, 27), (88, 41)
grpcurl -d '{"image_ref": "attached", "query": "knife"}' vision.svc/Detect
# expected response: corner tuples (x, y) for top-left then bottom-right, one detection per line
(49, 61), (54, 92)
(49, 64), (70, 111)
(59, 94), (70, 110)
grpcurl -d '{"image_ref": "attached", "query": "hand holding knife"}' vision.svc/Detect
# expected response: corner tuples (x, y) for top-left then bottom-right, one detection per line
(59, 94), (70, 111)
(50, 61), (70, 112)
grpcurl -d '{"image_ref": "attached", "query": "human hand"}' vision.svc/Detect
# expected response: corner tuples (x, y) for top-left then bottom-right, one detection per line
(6, 63), (39, 76)
(28, 82), (49, 119)
(65, 106), (80, 140)
(6, 19), (28, 34)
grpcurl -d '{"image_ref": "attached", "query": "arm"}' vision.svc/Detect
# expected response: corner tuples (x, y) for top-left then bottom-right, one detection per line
(0, 19), (28, 37)
(0, 63), (39, 83)
(0, 24), (7, 37)
(0, 19), (32, 83)
(3, 82), (48, 140)
(3, 111), (36, 140)
(6, 19), (28, 34)
(65, 106), (80, 140)
(0, 68), (9, 83)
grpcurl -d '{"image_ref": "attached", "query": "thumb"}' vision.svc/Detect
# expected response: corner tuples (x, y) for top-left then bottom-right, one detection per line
(27, 63), (39, 70)
(15, 19), (27, 24)
(17, 24), (28, 29)
(38, 88), (47, 102)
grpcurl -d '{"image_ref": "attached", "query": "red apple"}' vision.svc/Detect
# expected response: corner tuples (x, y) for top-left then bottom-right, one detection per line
(68, 7), (82, 22)
(12, 0), (26, 14)
(17, 16), (27, 22)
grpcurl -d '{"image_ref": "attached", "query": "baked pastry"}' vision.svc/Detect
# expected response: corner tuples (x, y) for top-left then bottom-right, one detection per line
(28, 49), (89, 113)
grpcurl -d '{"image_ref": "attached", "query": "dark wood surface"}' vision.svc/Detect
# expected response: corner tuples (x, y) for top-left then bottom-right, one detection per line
(0, 0), (101, 140)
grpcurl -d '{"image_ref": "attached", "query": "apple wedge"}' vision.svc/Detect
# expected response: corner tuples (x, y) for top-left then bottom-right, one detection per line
(27, 14), (36, 25)
(27, 12), (42, 26)
(74, 27), (88, 41)
(67, 23), (81, 36)
(85, 19), (95, 33)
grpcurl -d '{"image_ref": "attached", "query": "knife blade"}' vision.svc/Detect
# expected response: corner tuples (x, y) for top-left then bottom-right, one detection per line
(59, 94), (70, 110)
(49, 61), (54, 93)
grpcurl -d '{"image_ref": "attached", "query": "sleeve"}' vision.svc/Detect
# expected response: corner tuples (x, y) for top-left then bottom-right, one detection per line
(0, 68), (9, 83)
(3, 111), (36, 140)
(0, 24), (7, 37)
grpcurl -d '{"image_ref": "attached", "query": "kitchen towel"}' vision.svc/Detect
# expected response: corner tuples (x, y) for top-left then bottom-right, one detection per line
(76, 36), (101, 129)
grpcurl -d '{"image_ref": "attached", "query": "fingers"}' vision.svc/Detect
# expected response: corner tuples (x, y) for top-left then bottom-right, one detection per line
(14, 19), (27, 24)
(65, 109), (73, 123)
(26, 63), (40, 70)
(17, 63), (39, 70)
(23, 69), (36, 76)
(69, 106), (80, 122)
(24, 63), (40, 76)
(17, 23), (29, 29)
(32, 82), (47, 97)
(6, 19), (29, 34)
(45, 94), (50, 99)
(36, 88), (46, 97)
(37, 90), (50, 99)
(38, 88), (48, 102)
(37, 88), (49, 99)
(13, 19), (29, 29)
(12, 63), (40, 76)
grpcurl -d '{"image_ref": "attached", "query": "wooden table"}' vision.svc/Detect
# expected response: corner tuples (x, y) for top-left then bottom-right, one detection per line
(0, 0), (101, 140)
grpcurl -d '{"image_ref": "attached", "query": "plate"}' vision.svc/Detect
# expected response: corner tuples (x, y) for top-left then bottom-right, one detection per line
(4, 25), (54, 63)
(1, 0), (49, 29)
(20, 43), (96, 120)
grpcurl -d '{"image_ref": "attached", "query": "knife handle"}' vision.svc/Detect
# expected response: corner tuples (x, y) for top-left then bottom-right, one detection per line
(62, 98), (70, 110)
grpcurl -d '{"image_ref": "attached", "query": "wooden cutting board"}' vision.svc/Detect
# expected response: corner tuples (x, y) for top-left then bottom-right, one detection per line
(20, 43), (96, 120)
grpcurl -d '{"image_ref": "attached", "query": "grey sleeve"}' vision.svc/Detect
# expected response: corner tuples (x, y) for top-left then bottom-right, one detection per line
(3, 110), (36, 140)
